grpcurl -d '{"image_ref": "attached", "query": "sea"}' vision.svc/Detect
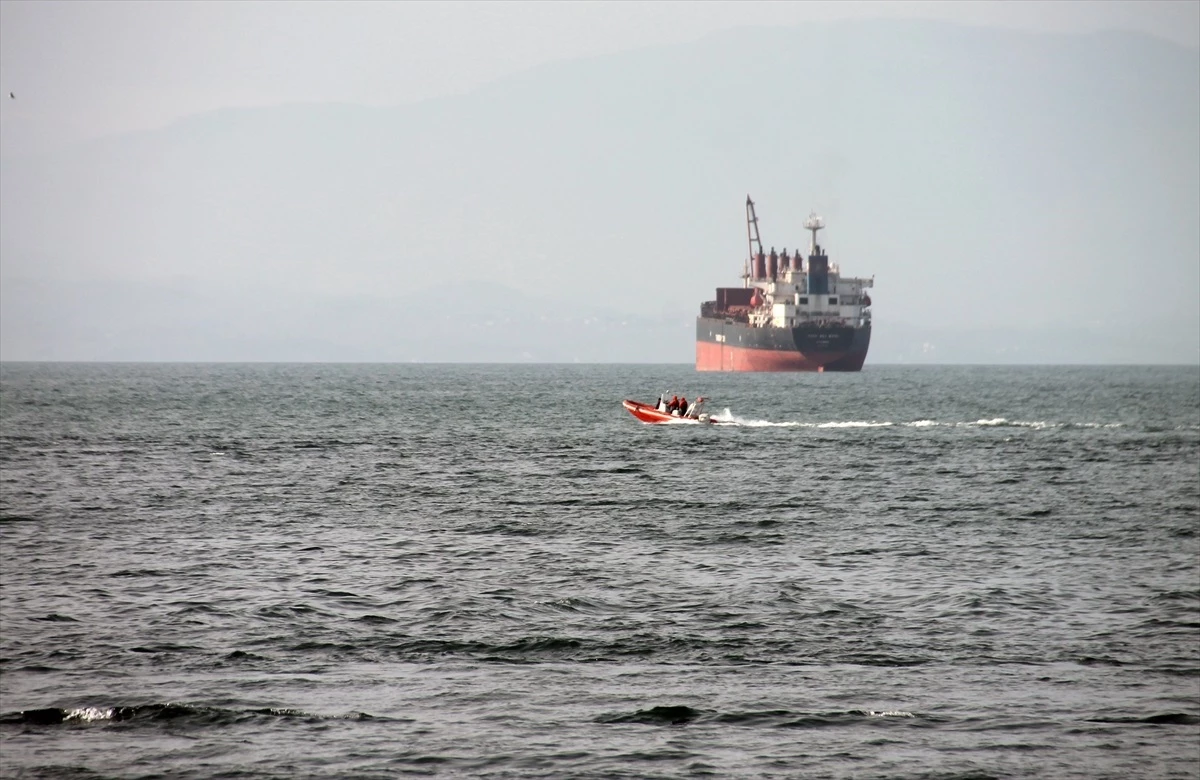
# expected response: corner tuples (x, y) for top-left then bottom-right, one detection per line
(1, 363), (1197, 780)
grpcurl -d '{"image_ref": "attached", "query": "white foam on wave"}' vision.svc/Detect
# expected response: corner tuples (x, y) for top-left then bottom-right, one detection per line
(65, 707), (114, 722)
(965, 418), (1054, 429)
(868, 710), (915, 718)
(905, 420), (942, 428)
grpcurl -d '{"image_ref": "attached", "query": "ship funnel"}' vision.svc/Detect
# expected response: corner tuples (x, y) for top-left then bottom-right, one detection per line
(806, 213), (829, 294)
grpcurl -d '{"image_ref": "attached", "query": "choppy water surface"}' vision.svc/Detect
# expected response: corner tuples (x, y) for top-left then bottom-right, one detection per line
(1, 363), (1197, 779)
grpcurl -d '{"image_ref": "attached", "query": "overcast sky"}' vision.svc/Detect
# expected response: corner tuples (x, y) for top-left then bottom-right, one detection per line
(1, 0), (1197, 155)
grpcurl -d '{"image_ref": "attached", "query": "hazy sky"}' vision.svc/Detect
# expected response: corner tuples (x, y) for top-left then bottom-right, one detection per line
(1, 0), (1197, 154)
(1, 0), (1197, 363)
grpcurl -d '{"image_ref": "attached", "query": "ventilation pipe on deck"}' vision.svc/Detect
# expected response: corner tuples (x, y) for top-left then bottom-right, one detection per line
(753, 252), (766, 279)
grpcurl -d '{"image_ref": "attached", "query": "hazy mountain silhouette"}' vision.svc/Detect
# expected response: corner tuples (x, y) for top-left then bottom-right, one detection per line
(2, 19), (1196, 363)
(0, 276), (683, 362)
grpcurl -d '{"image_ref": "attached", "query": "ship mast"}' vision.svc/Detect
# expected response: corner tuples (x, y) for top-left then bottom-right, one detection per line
(805, 212), (824, 254)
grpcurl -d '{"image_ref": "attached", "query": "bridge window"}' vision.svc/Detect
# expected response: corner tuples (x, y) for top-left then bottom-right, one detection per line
(798, 297), (808, 304)
(828, 297), (838, 305)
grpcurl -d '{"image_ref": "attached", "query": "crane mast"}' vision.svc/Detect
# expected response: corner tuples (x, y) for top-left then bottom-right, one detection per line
(746, 195), (764, 266)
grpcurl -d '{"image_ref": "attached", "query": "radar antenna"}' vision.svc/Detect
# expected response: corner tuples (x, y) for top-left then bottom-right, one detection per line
(804, 212), (824, 254)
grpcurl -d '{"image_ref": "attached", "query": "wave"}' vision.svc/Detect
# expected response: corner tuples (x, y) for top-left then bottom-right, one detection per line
(595, 706), (1199, 730)
(1084, 713), (1199, 725)
(4, 702), (930, 731)
(595, 706), (923, 727)
(0, 702), (393, 728)
(260, 633), (940, 667)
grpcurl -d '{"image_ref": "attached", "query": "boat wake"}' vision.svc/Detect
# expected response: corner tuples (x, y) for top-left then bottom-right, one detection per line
(707, 409), (805, 427)
(706, 410), (897, 428)
(693, 411), (1129, 430)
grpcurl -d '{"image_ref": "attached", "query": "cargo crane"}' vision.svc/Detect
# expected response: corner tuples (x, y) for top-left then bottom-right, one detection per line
(744, 196), (764, 283)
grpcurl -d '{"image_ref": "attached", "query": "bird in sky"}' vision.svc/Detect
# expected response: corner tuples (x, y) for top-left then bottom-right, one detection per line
(8, 92), (13, 99)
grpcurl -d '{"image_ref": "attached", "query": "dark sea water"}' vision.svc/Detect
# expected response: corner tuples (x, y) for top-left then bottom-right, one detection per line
(1, 363), (1197, 779)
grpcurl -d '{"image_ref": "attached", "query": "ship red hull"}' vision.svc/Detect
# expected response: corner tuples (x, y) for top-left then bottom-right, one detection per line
(695, 318), (870, 372)
(696, 342), (869, 371)
(695, 341), (832, 371)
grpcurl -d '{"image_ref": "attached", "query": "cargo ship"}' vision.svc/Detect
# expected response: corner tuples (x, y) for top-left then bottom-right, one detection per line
(696, 197), (874, 372)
